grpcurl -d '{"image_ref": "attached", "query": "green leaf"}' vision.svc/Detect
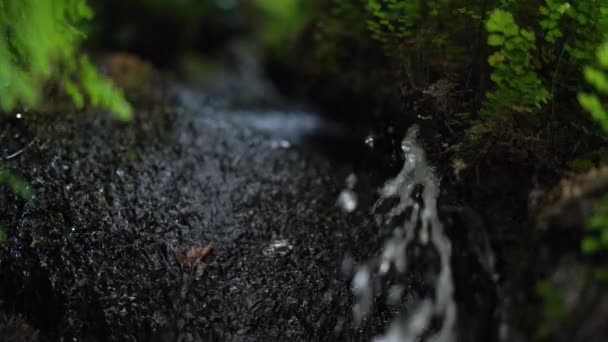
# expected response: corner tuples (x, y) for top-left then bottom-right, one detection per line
(549, 28), (562, 40)
(545, 0), (558, 10)
(78, 56), (133, 121)
(579, 93), (608, 131)
(588, 214), (608, 231)
(520, 29), (536, 43)
(577, 14), (587, 25)
(367, 0), (381, 12)
(597, 43), (608, 68)
(64, 79), (84, 109)
(557, 2), (571, 14)
(488, 34), (505, 46)
(582, 236), (601, 254)
(487, 9), (515, 33)
(503, 23), (520, 37)
(540, 19), (557, 30)
(584, 67), (608, 93)
(488, 52), (506, 66)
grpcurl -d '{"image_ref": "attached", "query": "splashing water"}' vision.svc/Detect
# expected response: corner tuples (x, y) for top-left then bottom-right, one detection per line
(352, 125), (456, 342)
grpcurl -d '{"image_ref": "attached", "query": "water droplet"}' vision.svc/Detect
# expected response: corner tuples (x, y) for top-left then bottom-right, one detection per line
(263, 239), (293, 257)
(352, 267), (370, 294)
(365, 134), (375, 148)
(270, 139), (291, 149)
(379, 260), (390, 274)
(341, 254), (354, 275)
(334, 317), (345, 334)
(337, 190), (357, 213)
(346, 173), (357, 189)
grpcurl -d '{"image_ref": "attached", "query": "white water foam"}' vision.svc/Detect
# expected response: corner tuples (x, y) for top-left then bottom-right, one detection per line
(352, 125), (456, 342)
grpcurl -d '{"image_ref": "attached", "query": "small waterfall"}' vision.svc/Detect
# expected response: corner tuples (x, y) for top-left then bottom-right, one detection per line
(352, 125), (456, 342)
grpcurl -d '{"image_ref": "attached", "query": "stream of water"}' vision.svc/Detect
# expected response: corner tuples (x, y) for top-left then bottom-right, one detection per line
(352, 125), (457, 342)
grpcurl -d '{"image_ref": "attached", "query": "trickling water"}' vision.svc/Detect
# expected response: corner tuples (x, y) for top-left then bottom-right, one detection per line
(352, 125), (456, 342)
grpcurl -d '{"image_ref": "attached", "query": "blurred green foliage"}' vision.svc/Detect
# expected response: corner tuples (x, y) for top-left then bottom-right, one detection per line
(69, 55), (132, 120)
(579, 42), (608, 133)
(251, 0), (312, 53)
(583, 197), (608, 255)
(484, 9), (550, 116)
(87, 0), (314, 70)
(365, 0), (423, 52)
(0, 0), (132, 119)
(310, 0), (608, 122)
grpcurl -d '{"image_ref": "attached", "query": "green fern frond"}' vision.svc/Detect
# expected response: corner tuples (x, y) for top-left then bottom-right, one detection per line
(0, 0), (131, 119)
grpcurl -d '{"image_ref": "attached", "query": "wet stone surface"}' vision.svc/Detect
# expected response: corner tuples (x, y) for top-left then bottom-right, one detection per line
(0, 87), (390, 341)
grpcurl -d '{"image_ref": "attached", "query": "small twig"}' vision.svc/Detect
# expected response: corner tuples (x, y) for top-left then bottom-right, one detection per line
(444, 119), (456, 137)
(4, 140), (35, 160)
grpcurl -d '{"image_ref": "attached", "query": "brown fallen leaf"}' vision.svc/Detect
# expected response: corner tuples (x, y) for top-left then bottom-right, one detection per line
(179, 245), (213, 268)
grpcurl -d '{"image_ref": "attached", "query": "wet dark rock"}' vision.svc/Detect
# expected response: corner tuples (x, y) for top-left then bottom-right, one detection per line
(0, 86), (385, 341)
(535, 167), (608, 231)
